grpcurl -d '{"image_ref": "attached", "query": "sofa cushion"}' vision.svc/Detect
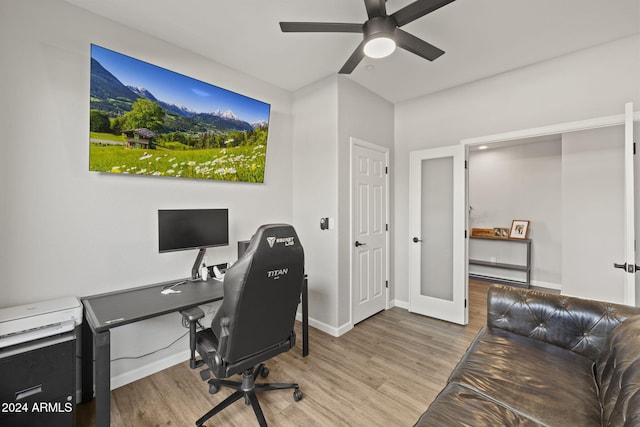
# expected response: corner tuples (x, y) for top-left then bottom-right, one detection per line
(448, 327), (601, 426)
(415, 383), (544, 427)
(596, 314), (640, 425)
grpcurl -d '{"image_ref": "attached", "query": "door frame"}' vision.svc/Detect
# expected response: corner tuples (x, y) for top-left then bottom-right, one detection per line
(623, 103), (636, 305)
(461, 107), (640, 305)
(349, 137), (390, 325)
(461, 112), (639, 147)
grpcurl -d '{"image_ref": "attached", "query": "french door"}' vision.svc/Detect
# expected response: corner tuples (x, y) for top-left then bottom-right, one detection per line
(409, 145), (467, 324)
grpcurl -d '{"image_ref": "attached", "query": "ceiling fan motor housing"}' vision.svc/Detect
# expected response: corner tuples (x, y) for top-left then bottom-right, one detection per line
(363, 15), (398, 41)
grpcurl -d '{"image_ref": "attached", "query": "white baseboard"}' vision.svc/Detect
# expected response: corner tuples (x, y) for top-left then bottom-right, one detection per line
(391, 299), (408, 309)
(470, 279), (562, 292)
(110, 349), (190, 390)
(296, 312), (352, 337)
(336, 322), (353, 336)
(531, 280), (562, 291)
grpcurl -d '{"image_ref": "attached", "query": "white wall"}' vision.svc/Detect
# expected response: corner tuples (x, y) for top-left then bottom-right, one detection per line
(394, 35), (640, 304)
(292, 75), (340, 332)
(0, 0), (294, 387)
(469, 140), (562, 287)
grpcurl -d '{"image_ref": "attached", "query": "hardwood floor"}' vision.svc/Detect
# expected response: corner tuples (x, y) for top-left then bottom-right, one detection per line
(76, 281), (535, 426)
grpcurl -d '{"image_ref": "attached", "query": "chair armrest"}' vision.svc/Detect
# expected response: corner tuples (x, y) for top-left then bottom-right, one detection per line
(181, 307), (206, 369)
(487, 284), (640, 361)
(217, 317), (230, 356)
(180, 307), (205, 323)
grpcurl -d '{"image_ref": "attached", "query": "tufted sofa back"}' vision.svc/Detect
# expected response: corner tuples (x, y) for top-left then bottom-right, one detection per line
(596, 315), (640, 425)
(487, 285), (640, 362)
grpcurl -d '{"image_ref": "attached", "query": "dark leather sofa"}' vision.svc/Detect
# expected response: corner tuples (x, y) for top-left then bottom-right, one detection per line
(415, 284), (640, 426)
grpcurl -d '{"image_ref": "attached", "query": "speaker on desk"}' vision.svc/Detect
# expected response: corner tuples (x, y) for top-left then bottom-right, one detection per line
(237, 240), (251, 259)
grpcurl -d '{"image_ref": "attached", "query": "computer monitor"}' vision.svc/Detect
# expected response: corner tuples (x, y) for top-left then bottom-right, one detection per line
(158, 209), (229, 279)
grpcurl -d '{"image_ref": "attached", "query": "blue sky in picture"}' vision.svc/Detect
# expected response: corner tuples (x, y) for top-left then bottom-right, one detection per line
(91, 44), (270, 124)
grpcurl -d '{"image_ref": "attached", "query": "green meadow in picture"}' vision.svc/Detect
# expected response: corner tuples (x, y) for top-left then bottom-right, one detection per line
(89, 44), (270, 182)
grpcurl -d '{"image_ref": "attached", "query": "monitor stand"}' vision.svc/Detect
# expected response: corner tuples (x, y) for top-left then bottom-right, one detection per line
(191, 248), (206, 280)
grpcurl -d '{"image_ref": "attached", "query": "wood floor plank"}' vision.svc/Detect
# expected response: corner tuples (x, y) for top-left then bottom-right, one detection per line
(77, 281), (506, 426)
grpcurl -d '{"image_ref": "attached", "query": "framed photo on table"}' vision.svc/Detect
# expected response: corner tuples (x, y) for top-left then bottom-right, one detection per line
(509, 220), (530, 239)
(493, 228), (510, 239)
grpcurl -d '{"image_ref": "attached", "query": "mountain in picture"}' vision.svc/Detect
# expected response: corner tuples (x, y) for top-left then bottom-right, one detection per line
(90, 60), (256, 133)
(90, 58), (138, 116)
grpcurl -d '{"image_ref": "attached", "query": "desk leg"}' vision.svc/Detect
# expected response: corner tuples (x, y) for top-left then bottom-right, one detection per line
(94, 329), (111, 427)
(302, 276), (309, 357)
(80, 319), (94, 403)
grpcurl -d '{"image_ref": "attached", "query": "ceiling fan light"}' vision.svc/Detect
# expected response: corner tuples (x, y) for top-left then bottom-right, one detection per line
(363, 36), (396, 59)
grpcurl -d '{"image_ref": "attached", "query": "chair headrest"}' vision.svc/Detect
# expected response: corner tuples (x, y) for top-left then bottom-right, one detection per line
(243, 224), (302, 258)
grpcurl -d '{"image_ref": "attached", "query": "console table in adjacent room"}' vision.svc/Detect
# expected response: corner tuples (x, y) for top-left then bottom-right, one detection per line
(468, 236), (532, 288)
(80, 276), (309, 427)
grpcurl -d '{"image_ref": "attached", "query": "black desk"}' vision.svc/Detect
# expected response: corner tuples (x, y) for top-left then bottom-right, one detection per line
(80, 277), (309, 427)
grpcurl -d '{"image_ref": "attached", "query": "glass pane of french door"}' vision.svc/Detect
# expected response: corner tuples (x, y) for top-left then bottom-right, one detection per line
(420, 156), (454, 301)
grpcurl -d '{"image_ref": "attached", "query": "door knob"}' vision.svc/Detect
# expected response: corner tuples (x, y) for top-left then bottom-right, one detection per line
(354, 241), (367, 247)
(412, 237), (422, 243)
(614, 262), (640, 273)
(614, 262), (627, 270)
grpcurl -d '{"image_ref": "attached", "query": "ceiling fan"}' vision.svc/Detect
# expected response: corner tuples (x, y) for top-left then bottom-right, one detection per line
(279, 0), (456, 74)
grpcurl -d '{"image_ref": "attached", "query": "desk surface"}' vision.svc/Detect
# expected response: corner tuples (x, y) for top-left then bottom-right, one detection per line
(82, 278), (224, 333)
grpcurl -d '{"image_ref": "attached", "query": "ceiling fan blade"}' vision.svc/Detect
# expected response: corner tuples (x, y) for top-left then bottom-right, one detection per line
(280, 22), (363, 33)
(364, 0), (387, 19)
(394, 29), (445, 61)
(391, 0), (456, 27)
(339, 41), (366, 74)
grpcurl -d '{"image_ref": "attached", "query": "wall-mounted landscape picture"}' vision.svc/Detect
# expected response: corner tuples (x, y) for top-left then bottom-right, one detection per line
(89, 44), (270, 182)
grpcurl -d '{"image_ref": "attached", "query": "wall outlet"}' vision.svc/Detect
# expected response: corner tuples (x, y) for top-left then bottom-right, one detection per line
(490, 256), (497, 263)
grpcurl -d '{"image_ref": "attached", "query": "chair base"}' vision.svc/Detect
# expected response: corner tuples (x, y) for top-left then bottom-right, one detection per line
(196, 363), (301, 427)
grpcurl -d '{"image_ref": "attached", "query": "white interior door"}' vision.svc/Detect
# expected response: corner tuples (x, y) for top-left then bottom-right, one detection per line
(409, 145), (467, 325)
(622, 102), (636, 305)
(351, 138), (389, 324)
(562, 104), (635, 304)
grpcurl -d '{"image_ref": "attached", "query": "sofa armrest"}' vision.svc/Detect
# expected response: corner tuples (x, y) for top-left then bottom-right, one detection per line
(487, 284), (640, 361)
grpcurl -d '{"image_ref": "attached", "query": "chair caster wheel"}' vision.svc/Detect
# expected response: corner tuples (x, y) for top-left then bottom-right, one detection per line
(293, 389), (302, 402)
(208, 384), (219, 394)
(260, 366), (270, 378)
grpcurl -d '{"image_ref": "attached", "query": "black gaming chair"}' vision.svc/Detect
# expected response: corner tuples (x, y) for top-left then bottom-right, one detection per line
(193, 224), (304, 427)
